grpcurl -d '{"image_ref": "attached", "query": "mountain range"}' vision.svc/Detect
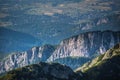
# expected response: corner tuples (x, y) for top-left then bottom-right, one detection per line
(0, 0), (120, 80)
(0, 30), (120, 74)
(47, 30), (120, 69)
(0, 43), (120, 80)
(0, 0), (120, 45)
(0, 12), (120, 53)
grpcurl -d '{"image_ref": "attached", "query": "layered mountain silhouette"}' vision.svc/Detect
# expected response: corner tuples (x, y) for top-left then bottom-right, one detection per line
(0, 30), (120, 75)
(0, 0), (120, 79)
(0, 43), (120, 80)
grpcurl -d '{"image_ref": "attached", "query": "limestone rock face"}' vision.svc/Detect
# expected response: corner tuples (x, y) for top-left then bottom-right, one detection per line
(47, 31), (120, 69)
(0, 31), (120, 74)
(0, 45), (55, 74)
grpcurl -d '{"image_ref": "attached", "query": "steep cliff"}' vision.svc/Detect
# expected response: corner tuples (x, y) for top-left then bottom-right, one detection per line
(0, 31), (120, 74)
(0, 45), (56, 74)
(47, 31), (120, 69)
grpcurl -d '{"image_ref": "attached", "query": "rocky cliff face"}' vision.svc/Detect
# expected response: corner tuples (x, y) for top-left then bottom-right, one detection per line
(0, 31), (120, 74)
(0, 45), (55, 74)
(47, 31), (120, 69)
(48, 31), (120, 61)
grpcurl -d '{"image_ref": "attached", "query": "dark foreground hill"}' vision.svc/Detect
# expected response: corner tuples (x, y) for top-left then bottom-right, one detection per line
(0, 62), (80, 80)
(76, 43), (120, 80)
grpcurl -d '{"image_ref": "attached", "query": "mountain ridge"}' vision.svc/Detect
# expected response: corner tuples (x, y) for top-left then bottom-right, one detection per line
(0, 30), (120, 74)
(47, 31), (120, 68)
(75, 43), (120, 80)
(0, 44), (56, 74)
(0, 62), (80, 80)
(0, 43), (120, 80)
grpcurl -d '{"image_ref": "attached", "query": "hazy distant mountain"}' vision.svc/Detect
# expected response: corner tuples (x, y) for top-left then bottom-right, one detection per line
(76, 43), (120, 80)
(1, 13), (119, 54)
(0, 27), (41, 53)
(0, 0), (120, 45)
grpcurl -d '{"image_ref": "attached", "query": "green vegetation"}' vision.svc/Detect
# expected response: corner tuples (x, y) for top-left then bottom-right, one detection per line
(97, 54), (104, 62)
(76, 43), (120, 80)
(82, 55), (120, 80)
(0, 62), (80, 80)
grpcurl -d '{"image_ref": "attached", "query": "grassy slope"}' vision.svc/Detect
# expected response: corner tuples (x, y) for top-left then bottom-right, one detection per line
(75, 43), (120, 80)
